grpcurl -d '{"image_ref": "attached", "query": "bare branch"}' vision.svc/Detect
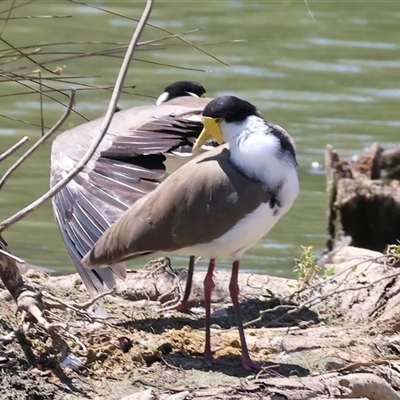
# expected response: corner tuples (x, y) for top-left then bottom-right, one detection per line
(69, 0), (228, 66)
(0, 0), (154, 233)
(0, 36), (55, 74)
(42, 289), (115, 311)
(0, 136), (29, 162)
(0, 249), (25, 264)
(0, 89), (76, 191)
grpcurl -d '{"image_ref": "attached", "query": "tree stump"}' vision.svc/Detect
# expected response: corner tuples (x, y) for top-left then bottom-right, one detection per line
(325, 143), (400, 254)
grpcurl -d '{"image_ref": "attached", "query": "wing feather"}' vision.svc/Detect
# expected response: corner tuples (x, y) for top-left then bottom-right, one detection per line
(51, 100), (209, 295)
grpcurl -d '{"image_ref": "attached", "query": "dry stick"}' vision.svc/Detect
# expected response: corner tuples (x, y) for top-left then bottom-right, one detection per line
(0, 0), (154, 233)
(0, 15), (71, 21)
(0, 136), (29, 162)
(0, 114), (53, 130)
(0, 89), (75, 191)
(0, 37), (55, 74)
(4, 33), (209, 77)
(293, 266), (400, 313)
(42, 289), (114, 311)
(37, 69), (45, 136)
(0, 0), (16, 38)
(303, 0), (316, 23)
(70, 0), (228, 67)
(3, 71), (88, 121)
(243, 254), (400, 328)
(287, 254), (392, 302)
(0, 249), (25, 263)
(0, 0), (35, 18)
(42, 291), (127, 329)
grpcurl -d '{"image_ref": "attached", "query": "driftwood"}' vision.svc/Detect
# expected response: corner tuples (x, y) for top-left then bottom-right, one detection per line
(325, 143), (400, 254)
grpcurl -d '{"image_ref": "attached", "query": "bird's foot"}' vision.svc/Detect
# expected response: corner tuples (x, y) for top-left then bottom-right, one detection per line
(204, 354), (262, 370)
(175, 300), (195, 313)
(204, 353), (237, 367)
(240, 355), (262, 371)
(158, 300), (193, 314)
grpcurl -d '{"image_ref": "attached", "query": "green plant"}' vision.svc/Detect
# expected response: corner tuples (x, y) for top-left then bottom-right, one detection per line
(294, 245), (321, 285)
(386, 240), (400, 256)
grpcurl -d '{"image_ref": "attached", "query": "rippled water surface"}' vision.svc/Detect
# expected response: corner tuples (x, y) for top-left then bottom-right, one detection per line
(1, 1), (399, 277)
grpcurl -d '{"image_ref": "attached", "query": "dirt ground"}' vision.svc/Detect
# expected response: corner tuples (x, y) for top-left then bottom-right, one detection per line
(1, 247), (400, 400)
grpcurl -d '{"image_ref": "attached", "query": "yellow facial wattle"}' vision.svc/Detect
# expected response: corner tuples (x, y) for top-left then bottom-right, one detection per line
(193, 116), (224, 151)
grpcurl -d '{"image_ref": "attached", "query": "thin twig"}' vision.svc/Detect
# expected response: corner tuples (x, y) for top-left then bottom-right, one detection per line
(41, 290), (122, 328)
(69, 0), (228, 66)
(0, 136), (29, 162)
(0, 248), (25, 264)
(303, 0), (316, 23)
(0, 0), (16, 38)
(0, 15), (71, 21)
(37, 69), (45, 136)
(287, 254), (390, 301)
(0, 0), (36, 18)
(0, 114), (53, 130)
(244, 253), (400, 328)
(1, 71), (88, 122)
(0, 89), (76, 191)
(63, 331), (87, 353)
(292, 267), (400, 313)
(0, 0), (154, 233)
(42, 289), (115, 311)
(0, 37), (55, 74)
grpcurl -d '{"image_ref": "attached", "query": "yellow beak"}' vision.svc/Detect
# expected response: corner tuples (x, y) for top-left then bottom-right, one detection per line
(193, 117), (224, 151)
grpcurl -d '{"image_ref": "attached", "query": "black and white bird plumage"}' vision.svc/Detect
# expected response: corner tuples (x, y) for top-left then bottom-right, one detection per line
(50, 81), (210, 297)
(83, 95), (299, 369)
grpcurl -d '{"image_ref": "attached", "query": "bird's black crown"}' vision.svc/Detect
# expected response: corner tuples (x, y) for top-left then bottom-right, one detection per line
(202, 96), (259, 123)
(164, 81), (206, 100)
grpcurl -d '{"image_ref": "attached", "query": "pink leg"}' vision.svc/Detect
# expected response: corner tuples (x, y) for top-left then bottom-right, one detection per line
(229, 260), (261, 371)
(203, 259), (236, 367)
(173, 256), (195, 313)
(203, 258), (216, 365)
(158, 256), (195, 313)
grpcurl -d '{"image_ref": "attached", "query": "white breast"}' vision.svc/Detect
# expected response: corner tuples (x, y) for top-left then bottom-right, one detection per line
(179, 115), (299, 261)
(178, 201), (278, 260)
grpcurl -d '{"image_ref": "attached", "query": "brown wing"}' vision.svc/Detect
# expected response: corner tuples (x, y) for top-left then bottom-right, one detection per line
(83, 146), (272, 267)
(51, 99), (210, 296)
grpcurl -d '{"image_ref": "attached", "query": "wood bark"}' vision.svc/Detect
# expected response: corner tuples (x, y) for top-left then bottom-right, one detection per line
(0, 235), (30, 301)
(325, 143), (400, 254)
(381, 144), (400, 179)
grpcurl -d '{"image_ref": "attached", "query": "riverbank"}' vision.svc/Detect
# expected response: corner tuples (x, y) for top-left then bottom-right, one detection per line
(1, 246), (400, 400)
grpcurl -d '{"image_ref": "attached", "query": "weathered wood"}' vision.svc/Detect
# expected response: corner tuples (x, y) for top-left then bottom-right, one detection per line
(1, 246), (400, 399)
(0, 235), (29, 301)
(381, 144), (400, 179)
(3, 247), (398, 330)
(325, 144), (400, 253)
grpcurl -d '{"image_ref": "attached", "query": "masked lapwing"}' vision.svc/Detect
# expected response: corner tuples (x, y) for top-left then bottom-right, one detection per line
(82, 95), (299, 370)
(51, 81), (211, 301)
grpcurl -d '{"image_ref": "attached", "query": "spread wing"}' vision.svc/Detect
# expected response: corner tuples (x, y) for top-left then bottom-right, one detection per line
(51, 101), (208, 296)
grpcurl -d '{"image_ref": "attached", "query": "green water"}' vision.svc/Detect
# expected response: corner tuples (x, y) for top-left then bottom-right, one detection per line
(1, 1), (399, 278)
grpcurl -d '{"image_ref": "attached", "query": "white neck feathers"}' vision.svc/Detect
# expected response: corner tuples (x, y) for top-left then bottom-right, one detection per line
(220, 116), (294, 186)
